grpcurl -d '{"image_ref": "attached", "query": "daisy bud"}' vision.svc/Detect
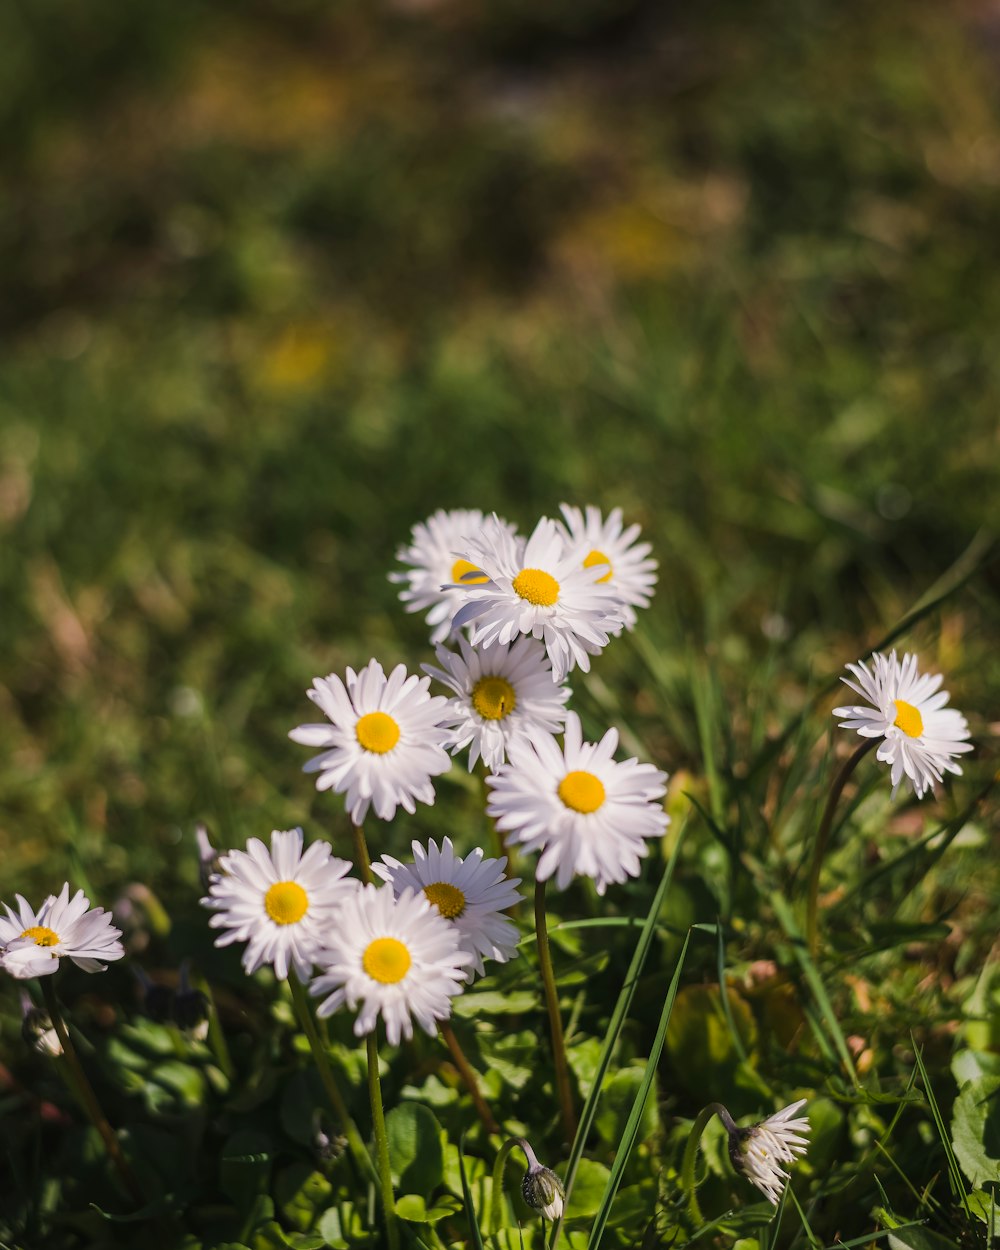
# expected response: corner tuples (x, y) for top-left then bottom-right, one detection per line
(175, 964), (210, 1040)
(196, 824), (224, 891)
(19, 990), (62, 1057)
(134, 968), (175, 1023)
(313, 1111), (347, 1167)
(522, 1160), (565, 1221)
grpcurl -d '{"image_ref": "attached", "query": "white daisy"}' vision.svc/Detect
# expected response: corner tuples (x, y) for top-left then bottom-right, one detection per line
(372, 837), (522, 980)
(201, 828), (354, 982)
(0, 885), (124, 980)
(423, 635), (571, 772)
(450, 516), (624, 684)
(726, 1100), (810, 1206)
(390, 509), (520, 645)
(556, 503), (657, 633)
(832, 649), (972, 798)
(310, 883), (472, 1045)
(288, 659), (452, 824)
(485, 711), (669, 895)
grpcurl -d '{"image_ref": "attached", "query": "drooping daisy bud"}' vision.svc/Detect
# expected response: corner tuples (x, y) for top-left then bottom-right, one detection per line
(313, 1110), (347, 1168)
(521, 1160), (565, 1221)
(722, 1100), (810, 1205)
(19, 990), (62, 1057)
(174, 963), (210, 1041)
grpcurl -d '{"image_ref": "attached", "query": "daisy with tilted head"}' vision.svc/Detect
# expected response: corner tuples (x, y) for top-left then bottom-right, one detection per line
(310, 883), (472, 1044)
(722, 1100), (811, 1206)
(0, 885), (124, 979)
(556, 504), (657, 634)
(201, 828), (354, 982)
(832, 648), (972, 797)
(390, 509), (520, 645)
(288, 659), (452, 824)
(450, 515), (623, 684)
(423, 635), (570, 772)
(485, 711), (669, 895)
(372, 837), (522, 980)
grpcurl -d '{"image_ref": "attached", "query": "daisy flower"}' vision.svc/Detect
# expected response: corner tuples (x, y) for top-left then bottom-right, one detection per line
(372, 837), (522, 980)
(450, 516), (624, 684)
(723, 1100), (810, 1206)
(289, 659), (452, 824)
(832, 649), (972, 798)
(390, 509), (520, 645)
(0, 885), (124, 980)
(201, 828), (354, 982)
(556, 504), (657, 633)
(423, 635), (571, 772)
(310, 883), (472, 1044)
(485, 711), (669, 895)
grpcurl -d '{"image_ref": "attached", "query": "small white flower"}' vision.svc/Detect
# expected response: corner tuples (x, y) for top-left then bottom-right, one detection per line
(832, 649), (972, 798)
(372, 837), (522, 980)
(727, 1100), (810, 1206)
(0, 885), (124, 980)
(201, 828), (354, 982)
(450, 516), (623, 684)
(423, 635), (571, 772)
(289, 659), (453, 824)
(310, 883), (472, 1045)
(390, 509), (520, 645)
(556, 503), (657, 633)
(485, 711), (669, 895)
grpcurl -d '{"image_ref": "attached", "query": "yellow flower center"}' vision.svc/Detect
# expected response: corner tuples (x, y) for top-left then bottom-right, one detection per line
(512, 568), (559, 607)
(451, 558), (489, 586)
(558, 770), (606, 814)
(471, 675), (517, 721)
(264, 881), (309, 925)
(423, 881), (467, 919)
(362, 937), (412, 984)
(21, 925), (59, 947)
(893, 699), (924, 738)
(583, 549), (613, 583)
(356, 711), (401, 754)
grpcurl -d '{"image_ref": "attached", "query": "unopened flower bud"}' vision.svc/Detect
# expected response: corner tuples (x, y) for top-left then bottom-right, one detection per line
(313, 1111), (347, 1167)
(521, 1162), (565, 1221)
(197, 823), (224, 891)
(174, 962), (210, 1040)
(19, 992), (62, 1057)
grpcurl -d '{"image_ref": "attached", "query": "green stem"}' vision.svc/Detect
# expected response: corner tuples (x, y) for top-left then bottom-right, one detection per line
(351, 823), (373, 884)
(203, 983), (235, 1082)
(534, 878), (577, 1142)
(439, 1020), (500, 1135)
(288, 974), (376, 1186)
(680, 1102), (732, 1225)
(366, 1029), (400, 1250)
(805, 738), (876, 955)
(41, 978), (146, 1207)
(490, 1136), (532, 1233)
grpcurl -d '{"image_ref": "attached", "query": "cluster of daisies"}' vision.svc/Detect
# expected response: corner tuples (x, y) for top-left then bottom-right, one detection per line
(0, 504), (975, 1213)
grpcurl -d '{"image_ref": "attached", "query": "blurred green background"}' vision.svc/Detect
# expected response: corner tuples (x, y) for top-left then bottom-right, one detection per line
(1, 0), (998, 899)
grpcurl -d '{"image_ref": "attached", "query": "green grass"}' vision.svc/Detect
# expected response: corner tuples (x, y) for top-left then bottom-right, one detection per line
(1, 0), (1000, 1246)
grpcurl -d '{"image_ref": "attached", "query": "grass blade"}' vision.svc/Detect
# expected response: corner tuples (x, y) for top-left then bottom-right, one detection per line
(585, 931), (692, 1250)
(550, 819), (688, 1248)
(457, 1133), (486, 1250)
(911, 1040), (971, 1221)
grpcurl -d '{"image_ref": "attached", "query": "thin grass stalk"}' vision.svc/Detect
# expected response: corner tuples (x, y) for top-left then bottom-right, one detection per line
(533, 877), (577, 1142)
(804, 737), (875, 955)
(366, 1029), (400, 1250)
(439, 1020), (499, 1135)
(40, 978), (145, 1207)
(288, 973), (375, 1186)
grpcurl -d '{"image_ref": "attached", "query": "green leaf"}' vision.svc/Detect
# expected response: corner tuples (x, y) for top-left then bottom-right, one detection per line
(564, 1158), (612, 1219)
(385, 1102), (444, 1196)
(395, 1193), (462, 1223)
(452, 990), (538, 1016)
(594, 1066), (658, 1149)
(951, 1075), (1000, 1187)
(953, 1050), (1000, 1087)
(220, 1130), (274, 1217)
(887, 1227), (959, 1250)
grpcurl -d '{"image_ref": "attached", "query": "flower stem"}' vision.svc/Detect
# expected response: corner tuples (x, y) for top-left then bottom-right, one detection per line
(490, 1136), (532, 1233)
(534, 878), (577, 1142)
(288, 974), (375, 1186)
(40, 978), (146, 1208)
(366, 1029), (400, 1250)
(439, 1019), (500, 1135)
(680, 1102), (732, 1225)
(804, 738), (876, 955)
(351, 823), (373, 884)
